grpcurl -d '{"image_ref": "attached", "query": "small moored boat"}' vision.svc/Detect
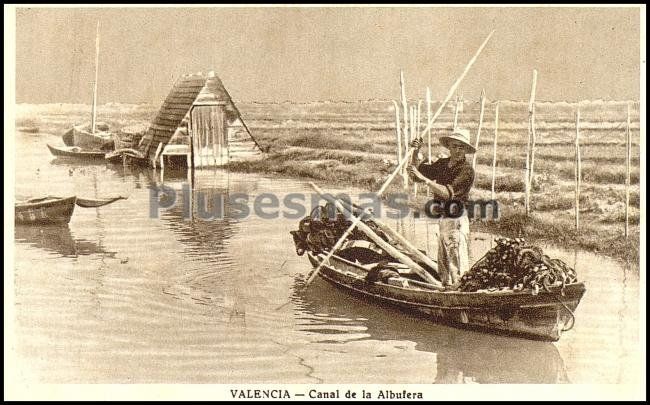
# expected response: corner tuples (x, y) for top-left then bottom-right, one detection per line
(47, 144), (106, 160)
(306, 252), (586, 341)
(15, 195), (126, 225)
(62, 24), (113, 151)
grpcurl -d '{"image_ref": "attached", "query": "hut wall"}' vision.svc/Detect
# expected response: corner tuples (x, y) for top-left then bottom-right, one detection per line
(191, 104), (228, 167)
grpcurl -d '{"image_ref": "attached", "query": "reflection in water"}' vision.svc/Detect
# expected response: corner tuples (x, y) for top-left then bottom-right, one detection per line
(15, 224), (116, 258)
(143, 172), (255, 324)
(292, 277), (568, 384)
(150, 177), (238, 261)
(49, 156), (107, 166)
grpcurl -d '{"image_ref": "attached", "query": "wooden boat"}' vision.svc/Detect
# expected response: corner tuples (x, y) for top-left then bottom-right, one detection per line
(104, 148), (147, 164)
(293, 275), (570, 383)
(15, 196), (77, 224)
(47, 144), (106, 160)
(71, 125), (114, 150)
(306, 252), (586, 342)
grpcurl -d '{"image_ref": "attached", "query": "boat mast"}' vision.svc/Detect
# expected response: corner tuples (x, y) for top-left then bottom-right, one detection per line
(91, 22), (99, 134)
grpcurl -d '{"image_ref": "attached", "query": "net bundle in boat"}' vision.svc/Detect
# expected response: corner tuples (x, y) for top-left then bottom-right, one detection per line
(458, 237), (578, 294)
(290, 203), (388, 256)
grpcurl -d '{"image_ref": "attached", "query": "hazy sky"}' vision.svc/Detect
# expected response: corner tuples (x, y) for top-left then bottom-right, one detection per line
(13, 6), (642, 104)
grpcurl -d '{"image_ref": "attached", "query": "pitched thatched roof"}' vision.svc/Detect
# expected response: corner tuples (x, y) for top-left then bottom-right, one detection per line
(138, 71), (256, 161)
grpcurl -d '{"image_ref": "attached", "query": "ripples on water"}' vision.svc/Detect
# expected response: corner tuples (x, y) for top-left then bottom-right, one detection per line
(12, 129), (640, 384)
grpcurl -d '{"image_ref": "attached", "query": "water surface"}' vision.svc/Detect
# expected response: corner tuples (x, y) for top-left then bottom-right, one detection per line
(12, 129), (640, 384)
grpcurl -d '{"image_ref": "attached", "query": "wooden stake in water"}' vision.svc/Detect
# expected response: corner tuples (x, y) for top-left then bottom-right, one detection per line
(625, 102), (631, 239)
(411, 104), (422, 199)
(453, 92), (461, 129)
(392, 100), (402, 165)
(426, 87), (432, 163)
(400, 71), (409, 189)
(472, 89), (486, 169)
(411, 106), (419, 196)
(491, 102), (500, 201)
(528, 70), (538, 188)
(91, 21), (100, 134)
(400, 70), (409, 143)
(575, 108), (581, 231)
(403, 107), (410, 191)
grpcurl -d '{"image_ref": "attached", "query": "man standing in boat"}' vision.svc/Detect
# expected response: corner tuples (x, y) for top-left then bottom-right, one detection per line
(407, 128), (476, 286)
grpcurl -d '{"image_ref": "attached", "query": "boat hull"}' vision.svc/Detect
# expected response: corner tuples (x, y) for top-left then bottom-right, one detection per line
(307, 253), (585, 341)
(47, 144), (106, 160)
(15, 197), (77, 225)
(72, 126), (113, 150)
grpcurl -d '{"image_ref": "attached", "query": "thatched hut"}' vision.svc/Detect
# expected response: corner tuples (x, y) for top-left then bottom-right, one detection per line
(137, 70), (263, 168)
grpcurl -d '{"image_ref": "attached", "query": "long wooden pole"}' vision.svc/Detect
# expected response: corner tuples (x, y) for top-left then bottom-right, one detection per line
(400, 70), (409, 136)
(392, 100), (402, 165)
(411, 106), (418, 196)
(453, 92), (461, 129)
(308, 186), (441, 287)
(625, 102), (631, 238)
(426, 87), (432, 163)
(403, 109), (410, 190)
(415, 100), (422, 196)
(575, 108), (581, 231)
(304, 146), (402, 284)
(91, 21), (99, 134)
(408, 29), (495, 193)
(314, 184), (441, 276)
(400, 71), (409, 190)
(417, 100), (422, 131)
(491, 102), (500, 201)
(528, 70), (538, 187)
(472, 88), (486, 169)
(304, 31), (495, 286)
(419, 30), (495, 137)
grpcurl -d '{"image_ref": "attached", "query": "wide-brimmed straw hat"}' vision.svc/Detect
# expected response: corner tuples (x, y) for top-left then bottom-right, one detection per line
(440, 128), (476, 153)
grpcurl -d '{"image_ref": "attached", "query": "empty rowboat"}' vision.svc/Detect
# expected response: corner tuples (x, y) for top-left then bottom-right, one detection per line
(15, 196), (77, 225)
(306, 252), (586, 341)
(15, 195), (126, 225)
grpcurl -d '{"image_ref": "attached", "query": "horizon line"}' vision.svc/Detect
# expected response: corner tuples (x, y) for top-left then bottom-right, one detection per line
(14, 98), (642, 106)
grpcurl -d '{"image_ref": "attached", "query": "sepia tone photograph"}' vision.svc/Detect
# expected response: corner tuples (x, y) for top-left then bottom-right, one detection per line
(5, 4), (645, 400)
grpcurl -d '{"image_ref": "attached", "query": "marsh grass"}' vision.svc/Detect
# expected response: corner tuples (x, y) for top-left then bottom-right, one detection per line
(17, 101), (640, 263)
(473, 210), (640, 263)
